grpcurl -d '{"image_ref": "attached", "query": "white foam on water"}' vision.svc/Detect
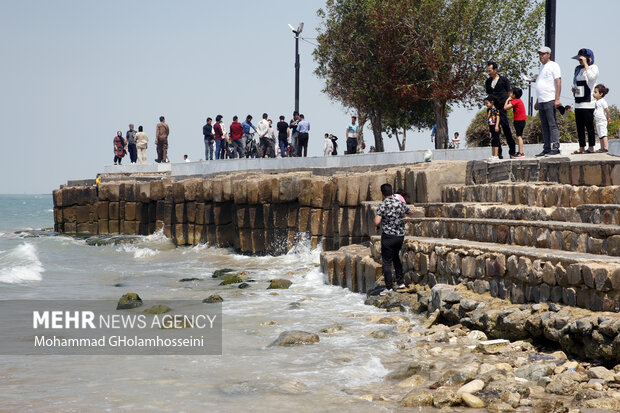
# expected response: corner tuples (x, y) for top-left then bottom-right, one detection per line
(336, 356), (389, 387)
(117, 244), (160, 259)
(0, 243), (44, 284)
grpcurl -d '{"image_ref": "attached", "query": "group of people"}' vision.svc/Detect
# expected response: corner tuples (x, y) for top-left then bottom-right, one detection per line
(202, 112), (311, 160)
(484, 46), (611, 160)
(112, 116), (170, 165)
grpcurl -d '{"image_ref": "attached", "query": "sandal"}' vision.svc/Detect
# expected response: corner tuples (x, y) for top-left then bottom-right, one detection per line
(596, 148), (608, 153)
(572, 150), (585, 154)
(586, 149), (596, 153)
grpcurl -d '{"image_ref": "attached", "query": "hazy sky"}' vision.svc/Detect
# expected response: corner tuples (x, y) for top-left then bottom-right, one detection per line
(1, 0), (618, 194)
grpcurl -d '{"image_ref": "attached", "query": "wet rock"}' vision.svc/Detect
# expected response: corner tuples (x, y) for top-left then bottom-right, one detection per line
(287, 302), (302, 310)
(212, 268), (235, 278)
(386, 361), (423, 380)
(203, 294), (223, 303)
(319, 324), (343, 334)
(400, 389), (433, 407)
(238, 282), (250, 289)
(142, 304), (172, 314)
(359, 394), (373, 402)
(501, 391), (521, 408)
(268, 279), (292, 289)
(421, 309), (440, 329)
(461, 393), (485, 408)
(260, 320), (277, 326)
(179, 277), (201, 282)
(432, 389), (460, 407)
(220, 276), (245, 285)
(457, 379), (484, 394)
(487, 401), (516, 412)
(269, 330), (319, 347)
(116, 292), (143, 310)
(484, 379), (531, 397)
(369, 329), (396, 339)
(514, 363), (555, 382)
(396, 374), (425, 388)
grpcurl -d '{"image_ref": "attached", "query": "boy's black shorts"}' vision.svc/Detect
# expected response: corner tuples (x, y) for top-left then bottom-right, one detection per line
(514, 120), (526, 136)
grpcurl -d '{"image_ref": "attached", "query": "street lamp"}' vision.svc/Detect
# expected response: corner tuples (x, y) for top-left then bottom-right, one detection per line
(288, 22), (304, 114)
(522, 74), (536, 117)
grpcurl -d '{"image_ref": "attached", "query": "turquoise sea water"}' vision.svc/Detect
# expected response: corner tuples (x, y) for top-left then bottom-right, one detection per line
(0, 195), (432, 412)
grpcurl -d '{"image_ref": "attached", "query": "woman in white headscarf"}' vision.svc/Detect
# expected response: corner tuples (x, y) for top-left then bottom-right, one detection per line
(571, 48), (599, 154)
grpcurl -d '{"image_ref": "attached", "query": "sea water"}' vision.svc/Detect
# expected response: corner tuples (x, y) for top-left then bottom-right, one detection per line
(0, 195), (431, 412)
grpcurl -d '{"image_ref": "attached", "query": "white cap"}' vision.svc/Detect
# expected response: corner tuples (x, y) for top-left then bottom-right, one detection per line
(538, 46), (551, 54)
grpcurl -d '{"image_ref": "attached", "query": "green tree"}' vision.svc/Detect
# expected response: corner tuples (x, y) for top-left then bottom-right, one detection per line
(314, 0), (434, 152)
(373, 0), (544, 148)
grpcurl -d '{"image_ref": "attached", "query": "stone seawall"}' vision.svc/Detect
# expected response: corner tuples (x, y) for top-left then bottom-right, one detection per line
(53, 161), (467, 254)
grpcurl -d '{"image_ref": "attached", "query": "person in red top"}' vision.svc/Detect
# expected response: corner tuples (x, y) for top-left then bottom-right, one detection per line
(505, 87), (527, 158)
(229, 115), (244, 158)
(213, 115), (226, 160)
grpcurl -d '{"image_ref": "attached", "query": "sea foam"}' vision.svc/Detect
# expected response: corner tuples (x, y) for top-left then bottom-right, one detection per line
(0, 243), (44, 284)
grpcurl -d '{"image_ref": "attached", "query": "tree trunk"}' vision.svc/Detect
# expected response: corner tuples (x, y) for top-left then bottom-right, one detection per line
(356, 109), (368, 152)
(432, 99), (449, 149)
(400, 128), (406, 151)
(369, 111), (384, 152)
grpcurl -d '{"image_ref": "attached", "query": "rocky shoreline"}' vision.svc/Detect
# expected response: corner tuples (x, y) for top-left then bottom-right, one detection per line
(356, 285), (620, 411)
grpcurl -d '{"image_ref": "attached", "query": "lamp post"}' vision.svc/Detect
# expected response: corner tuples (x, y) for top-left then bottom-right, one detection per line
(545, 0), (556, 61)
(288, 22), (304, 114)
(522, 74), (536, 117)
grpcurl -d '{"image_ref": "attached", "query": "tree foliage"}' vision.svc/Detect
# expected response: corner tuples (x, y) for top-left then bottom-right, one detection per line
(315, 0), (544, 151)
(314, 0), (434, 151)
(373, 0), (544, 148)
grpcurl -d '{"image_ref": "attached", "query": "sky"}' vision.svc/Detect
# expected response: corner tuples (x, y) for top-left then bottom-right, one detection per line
(1, 0), (618, 194)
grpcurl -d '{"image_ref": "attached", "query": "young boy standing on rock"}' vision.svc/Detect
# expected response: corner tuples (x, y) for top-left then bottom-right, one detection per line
(374, 183), (414, 295)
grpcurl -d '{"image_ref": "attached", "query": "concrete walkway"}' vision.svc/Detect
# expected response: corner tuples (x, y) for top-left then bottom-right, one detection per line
(102, 142), (583, 177)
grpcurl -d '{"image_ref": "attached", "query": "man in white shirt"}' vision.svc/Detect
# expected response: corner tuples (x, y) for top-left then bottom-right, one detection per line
(534, 46), (562, 156)
(256, 113), (271, 158)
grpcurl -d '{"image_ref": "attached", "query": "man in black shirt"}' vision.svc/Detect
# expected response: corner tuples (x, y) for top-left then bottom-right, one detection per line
(276, 115), (289, 157)
(203, 117), (214, 160)
(485, 61), (516, 158)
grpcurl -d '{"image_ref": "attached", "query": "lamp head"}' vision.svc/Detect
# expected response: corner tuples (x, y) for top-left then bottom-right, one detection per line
(288, 23), (296, 32)
(297, 22), (304, 34)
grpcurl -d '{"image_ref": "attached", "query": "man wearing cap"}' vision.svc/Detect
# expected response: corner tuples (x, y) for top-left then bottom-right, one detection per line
(571, 48), (599, 154)
(534, 46), (562, 156)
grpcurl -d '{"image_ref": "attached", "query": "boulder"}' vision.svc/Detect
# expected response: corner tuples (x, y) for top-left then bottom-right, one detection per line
(268, 279), (292, 289)
(203, 294), (223, 303)
(432, 389), (461, 407)
(457, 379), (485, 394)
(514, 363), (555, 382)
(461, 393), (485, 408)
(269, 330), (319, 347)
(212, 268), (235, 278)
(396, 374), (425, 388)
(400, 389), (433, 407)
(116, 292), (143, 310)
(142, 304), (172, 314)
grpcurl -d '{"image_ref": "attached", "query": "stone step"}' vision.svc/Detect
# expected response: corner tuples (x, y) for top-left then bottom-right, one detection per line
(418, 202), (620, 225)
(369, 235), (620, 312)
(443, 182), (620, 207)
(404, 217), (620, 256)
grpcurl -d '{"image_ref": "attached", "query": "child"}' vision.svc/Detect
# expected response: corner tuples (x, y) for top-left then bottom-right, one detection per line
(504, 87), (526, 158)
(485, 97), (501, 160)
(593, 84), (611, 153)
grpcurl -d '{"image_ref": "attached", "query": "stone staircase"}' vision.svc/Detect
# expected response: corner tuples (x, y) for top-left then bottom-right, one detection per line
(385, 173), (620, 313)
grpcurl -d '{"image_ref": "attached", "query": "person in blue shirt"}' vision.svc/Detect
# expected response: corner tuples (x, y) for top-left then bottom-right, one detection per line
(241, 115), (257, 152)
(296, 114), (310, 157)
(345, 115), (359, 154)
